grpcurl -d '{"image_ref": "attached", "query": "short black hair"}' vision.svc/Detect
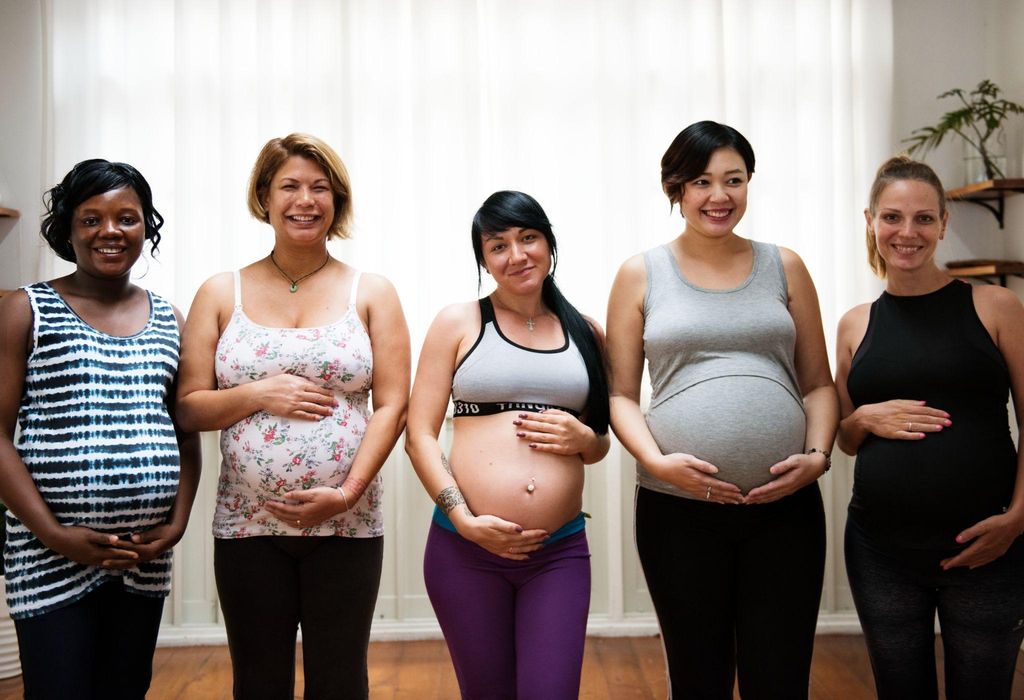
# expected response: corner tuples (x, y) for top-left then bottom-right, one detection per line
(661, 121), (756, 210)
(470, 191), (610, 435)
(41, 159), (164, 263)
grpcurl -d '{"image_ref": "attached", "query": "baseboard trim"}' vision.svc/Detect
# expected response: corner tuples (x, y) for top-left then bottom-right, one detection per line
(156, 613), (863, 647)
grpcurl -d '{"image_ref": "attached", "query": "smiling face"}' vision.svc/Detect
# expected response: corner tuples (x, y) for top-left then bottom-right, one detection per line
(867, 179), (948, 276)
(69, 187), (146, 280)
(679, 147), (749, 238)
(264, 155), (335, 243)
(480, 227), (552, 295)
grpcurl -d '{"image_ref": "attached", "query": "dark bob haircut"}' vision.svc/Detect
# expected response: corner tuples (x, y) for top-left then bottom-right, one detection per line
(40, 159), (164, 263)
(661, 120), (756, 210)
(470, 191), (610, 435)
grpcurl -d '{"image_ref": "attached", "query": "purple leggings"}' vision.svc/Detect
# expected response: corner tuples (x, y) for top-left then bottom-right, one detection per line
(423, 523), (591, 700)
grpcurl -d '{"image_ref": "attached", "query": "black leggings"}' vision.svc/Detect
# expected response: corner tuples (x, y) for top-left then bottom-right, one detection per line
(214, 535), (384, 700)
(845, 519), (1024, 700)
(14, 578), (165, 700)
(635, 484), (825, 700)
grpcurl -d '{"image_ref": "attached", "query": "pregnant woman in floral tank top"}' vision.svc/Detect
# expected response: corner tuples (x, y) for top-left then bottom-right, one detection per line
(178, 133), (410, 700)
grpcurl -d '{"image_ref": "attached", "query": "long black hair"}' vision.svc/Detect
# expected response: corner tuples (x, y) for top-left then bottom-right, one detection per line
(41, 159), (164, 263)
(472, 191), (609, 435)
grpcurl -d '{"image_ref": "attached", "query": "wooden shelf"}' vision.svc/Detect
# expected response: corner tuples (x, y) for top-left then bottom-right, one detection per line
(947, 260), (1024, 286)
(946, 179), (1024, 229)
(0, 207), (19, 219)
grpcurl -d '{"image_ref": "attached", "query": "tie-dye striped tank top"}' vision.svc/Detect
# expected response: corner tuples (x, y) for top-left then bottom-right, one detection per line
(6, 283), (182, 619)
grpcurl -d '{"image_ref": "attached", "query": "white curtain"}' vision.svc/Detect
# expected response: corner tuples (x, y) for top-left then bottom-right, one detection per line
(46, 0), (892, 639)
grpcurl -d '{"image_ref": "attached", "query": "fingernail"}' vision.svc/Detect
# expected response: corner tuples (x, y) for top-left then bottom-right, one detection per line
(518, 413), (527, 418)
(945, 419), (952, 425)
(516, 432), (525, 438)
(512, 420), (521, 425)
(515, 526), (523, 533)
(529, 444), (537, 449)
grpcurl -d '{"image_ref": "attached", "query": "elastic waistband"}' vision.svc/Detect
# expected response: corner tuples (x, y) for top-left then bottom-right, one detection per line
(452, 400), (580, 418)
(432, 507), (586, 542)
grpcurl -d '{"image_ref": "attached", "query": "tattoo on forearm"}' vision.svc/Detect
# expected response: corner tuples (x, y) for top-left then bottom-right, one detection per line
(435, 486), (465, 514)
(440, 452), (453, 476)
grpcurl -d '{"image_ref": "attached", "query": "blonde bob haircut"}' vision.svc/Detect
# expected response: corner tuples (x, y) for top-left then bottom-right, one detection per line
(865, 155), (946, 279)
(247, 133), (353, 240)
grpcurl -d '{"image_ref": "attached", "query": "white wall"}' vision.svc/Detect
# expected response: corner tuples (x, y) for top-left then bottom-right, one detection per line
(3, 0), (1023, 645)
(0, 0), (45, 290)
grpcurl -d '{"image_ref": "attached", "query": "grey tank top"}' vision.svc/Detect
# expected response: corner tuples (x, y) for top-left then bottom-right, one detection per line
(640, 241), (806, 496)
(452, 297), (590, 417)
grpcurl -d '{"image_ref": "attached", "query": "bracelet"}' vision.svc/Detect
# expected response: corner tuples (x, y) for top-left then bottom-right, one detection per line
(338, 486), (351, 511)
(806, 447), (832, 473)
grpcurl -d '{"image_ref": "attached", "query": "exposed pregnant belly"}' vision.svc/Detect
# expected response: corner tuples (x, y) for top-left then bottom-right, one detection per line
(449, 414), (584, 533)
(646, 375), (806, 494)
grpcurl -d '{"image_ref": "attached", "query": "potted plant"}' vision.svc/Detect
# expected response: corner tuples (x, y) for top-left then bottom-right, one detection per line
(904, 79), (1024, 183)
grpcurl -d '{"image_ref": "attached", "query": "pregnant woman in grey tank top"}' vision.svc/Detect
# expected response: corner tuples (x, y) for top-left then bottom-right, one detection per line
(607, 121), (839, 699)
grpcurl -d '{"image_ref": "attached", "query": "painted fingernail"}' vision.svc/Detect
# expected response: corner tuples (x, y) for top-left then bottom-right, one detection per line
(518, 413), (527, 418)
(945, 419), (952, 425)
(516, 432), (525, 438)
(515, 526), (523, 533)
(529, 444), (537, 449)
(513, 420), (522, 425)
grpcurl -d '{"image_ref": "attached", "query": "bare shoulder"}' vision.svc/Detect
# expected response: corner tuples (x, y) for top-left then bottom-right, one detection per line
(971, 282), (1023, 316)
(777, 246), (810, 275)
(431, 300), (481, 336)
(837, 303), (872, 347)
(357, 271), (398, 299)
(615, 253), (647, 282)
(193, 271), (235, 304)
(0, 289), (33, 333)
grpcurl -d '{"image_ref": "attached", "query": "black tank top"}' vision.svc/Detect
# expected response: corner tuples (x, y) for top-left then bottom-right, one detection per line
(846, 280), (1016, 551)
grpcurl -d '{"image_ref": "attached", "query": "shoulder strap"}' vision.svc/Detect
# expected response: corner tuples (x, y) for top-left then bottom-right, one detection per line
(233, 270), (243, 309)
(479, 296), (496, 324)
(348, 270), (362, 307)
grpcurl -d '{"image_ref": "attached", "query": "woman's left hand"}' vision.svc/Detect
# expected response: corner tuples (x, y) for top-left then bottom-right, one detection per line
(743, 452), (827, 505)
(122, 523), (186, 564)
(941, 512), (1024, 570)
(264, 487), (345, 528)
(513, 409), (595, 456)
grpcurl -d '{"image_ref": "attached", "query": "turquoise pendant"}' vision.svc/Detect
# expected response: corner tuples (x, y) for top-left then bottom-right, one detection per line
(289, 283), (298, 293)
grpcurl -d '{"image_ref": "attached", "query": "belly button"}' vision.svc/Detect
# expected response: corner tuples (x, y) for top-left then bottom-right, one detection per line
(526, 476), (536, 494)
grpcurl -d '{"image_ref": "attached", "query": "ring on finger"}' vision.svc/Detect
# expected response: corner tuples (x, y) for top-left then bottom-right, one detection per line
(705, 485), (712, 501)
(908, 421), (913, 432)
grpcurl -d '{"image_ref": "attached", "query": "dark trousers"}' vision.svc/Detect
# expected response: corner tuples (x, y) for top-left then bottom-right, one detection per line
(845, 518), (1024, 700)
(423, 523), (591, 700)
(14, 578), (165, 700)
(214, 535), (384, 700)
(635, 484), (825, 700)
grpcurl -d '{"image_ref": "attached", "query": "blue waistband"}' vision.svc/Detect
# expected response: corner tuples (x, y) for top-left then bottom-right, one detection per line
(431, 507), (586, 543)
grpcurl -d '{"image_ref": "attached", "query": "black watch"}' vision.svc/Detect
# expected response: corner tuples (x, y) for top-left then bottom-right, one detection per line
(806, 447), (831, 473)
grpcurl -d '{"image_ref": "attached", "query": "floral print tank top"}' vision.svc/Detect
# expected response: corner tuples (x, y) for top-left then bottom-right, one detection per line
(213, 270), (382, 538)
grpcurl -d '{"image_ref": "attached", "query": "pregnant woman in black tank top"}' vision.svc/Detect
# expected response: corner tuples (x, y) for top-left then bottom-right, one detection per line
(835, 156), (1024, 700)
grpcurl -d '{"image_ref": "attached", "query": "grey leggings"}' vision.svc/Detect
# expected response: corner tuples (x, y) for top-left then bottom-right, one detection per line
(845, 519), (1024, 700)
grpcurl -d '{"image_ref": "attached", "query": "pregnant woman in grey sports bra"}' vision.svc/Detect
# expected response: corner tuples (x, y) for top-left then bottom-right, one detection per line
(606, 120), (839, 699)
(406, 191), (610, 699)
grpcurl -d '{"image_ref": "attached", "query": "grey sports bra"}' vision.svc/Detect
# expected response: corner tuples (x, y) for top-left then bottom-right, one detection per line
(451, 297), (590, 417)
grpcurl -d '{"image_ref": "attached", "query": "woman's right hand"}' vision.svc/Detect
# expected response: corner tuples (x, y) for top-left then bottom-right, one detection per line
(454, 513), (549, 561)
(648, 453), (744, 504)
(852, 400), (950, 440)
(49, 526), (140, 569)
(257, 373), (337, 420)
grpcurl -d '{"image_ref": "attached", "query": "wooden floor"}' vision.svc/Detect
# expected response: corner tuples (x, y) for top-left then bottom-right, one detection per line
(0, 635), (1021, 698)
